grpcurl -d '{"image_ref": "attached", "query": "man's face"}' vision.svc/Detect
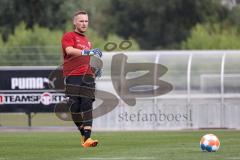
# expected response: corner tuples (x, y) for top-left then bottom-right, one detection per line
(74, 14), (89, 33)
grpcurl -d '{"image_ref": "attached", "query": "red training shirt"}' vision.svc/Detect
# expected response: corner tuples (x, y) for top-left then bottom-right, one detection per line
(61, 31), (93, 76)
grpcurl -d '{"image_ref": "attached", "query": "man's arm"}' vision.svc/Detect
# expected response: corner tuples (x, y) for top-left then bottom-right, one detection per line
(65, 46), (83, 56)
(66, 47), (102, 57)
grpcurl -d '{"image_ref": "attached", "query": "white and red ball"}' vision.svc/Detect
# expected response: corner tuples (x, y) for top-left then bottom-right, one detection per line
(200, 134), (220, 152)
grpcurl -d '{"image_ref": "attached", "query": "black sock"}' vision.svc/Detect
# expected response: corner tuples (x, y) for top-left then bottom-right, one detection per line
(74, 122), (84, 136)
(79, 127), (84, 136)
(84, 129), (91, 141)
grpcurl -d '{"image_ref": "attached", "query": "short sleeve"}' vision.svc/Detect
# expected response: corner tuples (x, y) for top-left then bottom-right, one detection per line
(61, 32), (74, 50)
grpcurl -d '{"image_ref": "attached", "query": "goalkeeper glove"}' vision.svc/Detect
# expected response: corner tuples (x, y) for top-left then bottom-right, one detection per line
(81, 48), (102, 58)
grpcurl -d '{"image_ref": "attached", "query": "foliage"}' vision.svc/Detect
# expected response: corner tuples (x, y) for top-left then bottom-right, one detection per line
(181, 23), (240, 49)
(101, 0), (229, 50)
(1, 0), (239, 53)
(0, 0), (68, 41)
(86, 29), (140, 51)
(0, 0), (111, 41)
(0, 22), (62, 66)
(226, 5), (240, 27)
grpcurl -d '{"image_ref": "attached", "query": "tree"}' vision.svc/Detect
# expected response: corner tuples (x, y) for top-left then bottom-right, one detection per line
(0, 0), (68, 41)
(0, 0), (112, 41)
(101, 0), (229, 49)
(181, 23), (240, 49)
(226, 5), (240, 27)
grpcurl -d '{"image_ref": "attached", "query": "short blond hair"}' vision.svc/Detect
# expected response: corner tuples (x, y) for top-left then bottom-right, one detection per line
(73, 10), (88, 19)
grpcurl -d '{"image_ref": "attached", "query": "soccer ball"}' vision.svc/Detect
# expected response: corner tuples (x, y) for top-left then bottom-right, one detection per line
(200, 134), (220, 152)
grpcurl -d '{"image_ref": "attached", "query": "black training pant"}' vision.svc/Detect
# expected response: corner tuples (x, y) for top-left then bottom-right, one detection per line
(65, 75), (95, 126)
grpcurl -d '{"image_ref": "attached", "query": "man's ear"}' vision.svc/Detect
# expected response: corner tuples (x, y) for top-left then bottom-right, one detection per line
(73, 19), (76, 26)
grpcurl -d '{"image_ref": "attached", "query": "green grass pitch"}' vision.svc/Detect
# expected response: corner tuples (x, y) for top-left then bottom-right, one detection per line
(0, 130), (240, 160)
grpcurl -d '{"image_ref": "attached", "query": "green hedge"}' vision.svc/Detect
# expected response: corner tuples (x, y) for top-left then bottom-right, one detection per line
(182, 23), (240, 49)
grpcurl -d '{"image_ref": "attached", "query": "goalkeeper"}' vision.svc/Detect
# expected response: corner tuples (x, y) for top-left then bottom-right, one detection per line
(61, 10), (102, 148)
